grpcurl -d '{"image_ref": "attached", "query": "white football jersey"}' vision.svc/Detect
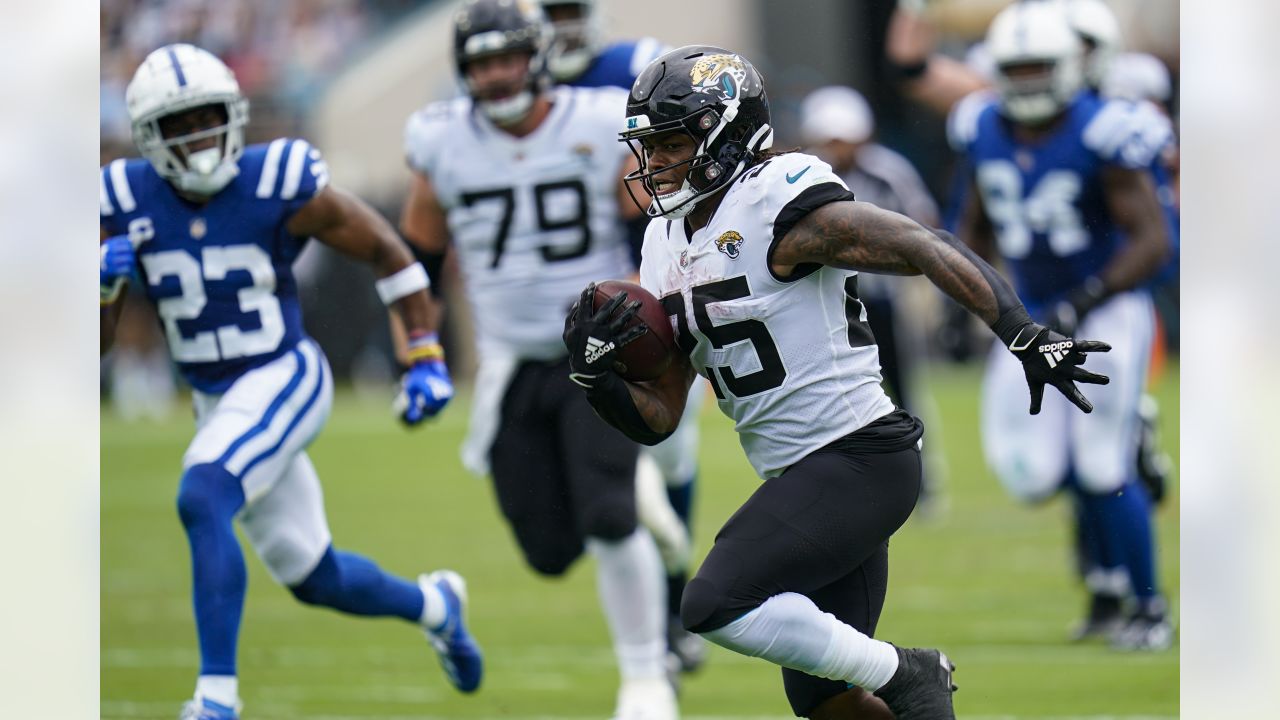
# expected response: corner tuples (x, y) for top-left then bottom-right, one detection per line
(639, 152), (895, 478)
(405, 86), (635, 359)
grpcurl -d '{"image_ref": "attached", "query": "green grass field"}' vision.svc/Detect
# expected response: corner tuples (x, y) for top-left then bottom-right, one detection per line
(101, 362), (1178, 719)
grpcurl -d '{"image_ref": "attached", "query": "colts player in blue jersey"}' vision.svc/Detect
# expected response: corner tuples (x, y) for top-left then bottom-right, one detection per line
(950, 3), (1174, 651)
(537, 0), (708, 675)
(99, 45), (482, 719)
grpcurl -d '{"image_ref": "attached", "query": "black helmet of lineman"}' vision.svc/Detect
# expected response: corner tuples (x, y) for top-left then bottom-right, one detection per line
(453, 0), (550, 125)
(620, 45), (773, 219)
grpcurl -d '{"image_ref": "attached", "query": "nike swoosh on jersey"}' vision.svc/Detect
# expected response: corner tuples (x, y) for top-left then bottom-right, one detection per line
(785, 166), (810, 184)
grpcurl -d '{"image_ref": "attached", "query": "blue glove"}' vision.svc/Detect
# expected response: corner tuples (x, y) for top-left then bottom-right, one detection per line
(395, 334), (454, 425)
(100, 234), (135, 303)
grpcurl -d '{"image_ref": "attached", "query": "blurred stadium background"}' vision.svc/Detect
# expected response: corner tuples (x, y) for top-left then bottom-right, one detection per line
(100, 0), (1179, 717)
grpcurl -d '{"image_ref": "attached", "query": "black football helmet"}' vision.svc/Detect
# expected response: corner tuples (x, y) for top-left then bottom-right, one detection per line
(453, 0), (550, 125)
(620, 45), (773, 218)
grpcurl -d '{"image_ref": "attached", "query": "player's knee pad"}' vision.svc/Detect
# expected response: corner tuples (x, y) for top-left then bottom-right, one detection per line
(681, 576), (735, 634)
(176, 463), (245, 530)
(579, 495), (637, 542)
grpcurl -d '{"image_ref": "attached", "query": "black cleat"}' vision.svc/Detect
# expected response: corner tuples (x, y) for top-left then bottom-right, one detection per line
(875, 646), (957, 719)
(667, 615), (707, 674)
(1070, 592), (1127, 641)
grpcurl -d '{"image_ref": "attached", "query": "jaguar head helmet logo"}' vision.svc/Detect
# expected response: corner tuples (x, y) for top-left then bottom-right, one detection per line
(690, 54), (747, 102)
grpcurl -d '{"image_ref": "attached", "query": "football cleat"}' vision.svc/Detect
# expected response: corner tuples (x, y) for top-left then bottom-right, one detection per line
(178, 696), (240, 720)
(1069, 591), (1127, 641)
(874, 646), (957, 720)
(1135, 394), (1172, 505)
(1111, 597), (1174, 652)
(421, 570), (484, 693)
(612, 676), (679, 720)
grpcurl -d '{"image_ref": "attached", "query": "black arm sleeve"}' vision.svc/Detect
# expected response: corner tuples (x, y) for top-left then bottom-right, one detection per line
(410, 244), (447, 300)
(583, 373), (674, 446)
(930, 228), (1034, 346)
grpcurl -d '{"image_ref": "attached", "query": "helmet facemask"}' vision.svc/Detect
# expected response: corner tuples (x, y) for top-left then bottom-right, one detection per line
(134, 97), (248, 196)
(461, 51), (542, 126)
(622, 108), (772, 219)
(541, 1), (601, 81)
(995, 58), (1081, 125)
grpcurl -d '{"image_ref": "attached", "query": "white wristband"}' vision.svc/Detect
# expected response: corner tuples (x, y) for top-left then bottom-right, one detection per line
(375, 262), (430, 305)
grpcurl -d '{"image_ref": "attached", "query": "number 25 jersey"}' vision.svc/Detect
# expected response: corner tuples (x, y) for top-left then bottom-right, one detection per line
(404, 86), (635, 360)
(639, 152), (895, 479)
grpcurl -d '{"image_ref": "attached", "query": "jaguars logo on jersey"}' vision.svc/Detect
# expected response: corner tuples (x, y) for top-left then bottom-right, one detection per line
(715, 230), (743, 259)
(690, 54), (747, 102)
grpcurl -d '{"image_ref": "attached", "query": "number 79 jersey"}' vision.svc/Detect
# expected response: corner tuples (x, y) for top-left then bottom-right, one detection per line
(100, 138), (328, 393)
(405, 85), (635, 360)
(639, 152), (895, 479)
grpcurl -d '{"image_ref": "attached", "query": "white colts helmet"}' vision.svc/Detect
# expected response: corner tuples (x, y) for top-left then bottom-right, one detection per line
(1065, 0), (1123, 90)
(126, 44), (249, 196)
(986, 1), (1085, 125)
(539, 0), (603, 82)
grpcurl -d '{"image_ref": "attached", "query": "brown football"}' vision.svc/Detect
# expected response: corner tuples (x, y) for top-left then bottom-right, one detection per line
(592, 279), (676, 381)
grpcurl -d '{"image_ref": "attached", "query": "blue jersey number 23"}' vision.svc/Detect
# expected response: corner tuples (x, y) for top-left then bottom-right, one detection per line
(140, 244), (285, 363)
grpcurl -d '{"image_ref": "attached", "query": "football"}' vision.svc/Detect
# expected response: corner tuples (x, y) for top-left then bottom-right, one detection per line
(592, 280), (676, 381)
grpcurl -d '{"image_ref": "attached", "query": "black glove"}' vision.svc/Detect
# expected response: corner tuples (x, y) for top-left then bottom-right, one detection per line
(1006, 321), (1111, 415)
(563, 283), (648, 388)
(1046, 277), (1107, 337)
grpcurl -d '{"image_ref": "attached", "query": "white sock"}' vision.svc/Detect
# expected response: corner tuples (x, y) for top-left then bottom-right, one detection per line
(419, 578), (447, 630)
(703, 592), (900, 691)
(195, 675), (239, 708)
(1085, 566), (1131, 597)
(634, 453), (690, 574)
(586, 529), (668, 680)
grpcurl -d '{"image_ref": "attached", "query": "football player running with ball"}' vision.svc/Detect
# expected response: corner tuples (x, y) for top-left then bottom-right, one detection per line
(99, 45), (481, 720)
(400, 1), (675, 718)
(563, 46), (1110, 719)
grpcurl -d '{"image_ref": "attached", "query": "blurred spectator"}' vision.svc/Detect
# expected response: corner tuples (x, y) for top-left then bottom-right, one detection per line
(101, 0), (428, 145)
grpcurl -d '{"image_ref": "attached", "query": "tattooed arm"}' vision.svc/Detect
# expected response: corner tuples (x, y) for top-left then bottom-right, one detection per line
(772, 199), (1112, 414)
(772, 199), (1015, 328)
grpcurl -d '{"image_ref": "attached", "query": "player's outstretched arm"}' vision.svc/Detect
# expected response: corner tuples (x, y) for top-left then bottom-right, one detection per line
(774, 200), (1111, 414)
(287, 185), (453, 424)
(562, 285), (695, 445)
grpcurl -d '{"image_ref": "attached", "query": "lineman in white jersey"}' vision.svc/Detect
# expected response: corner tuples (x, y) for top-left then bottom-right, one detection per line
(538, 0), (707, 674)
(564, 46), (1112, 719)
(400, 2), (675, 718)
